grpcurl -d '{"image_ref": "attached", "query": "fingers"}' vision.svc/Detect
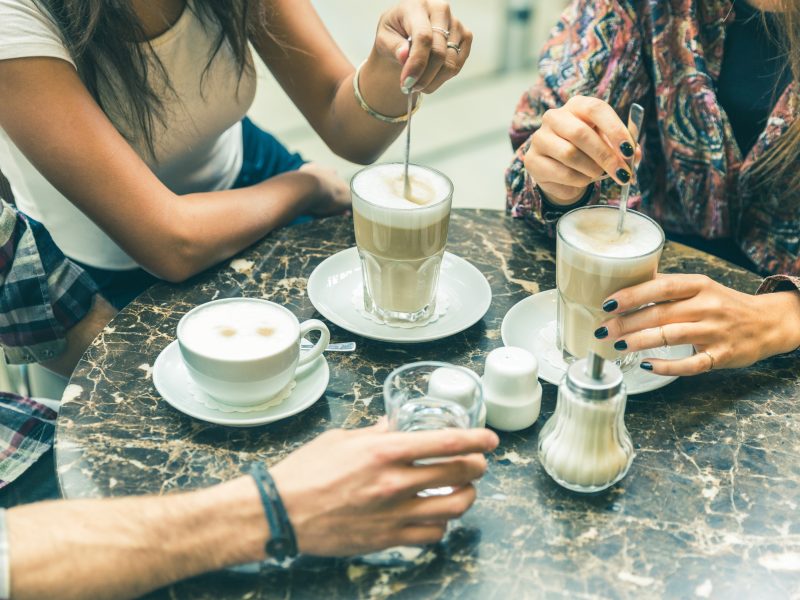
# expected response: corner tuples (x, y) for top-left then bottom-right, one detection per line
(421, 19), (472, 93)
(640, 351), (714, 377)
(396, 522), (448, 546)
(384, 428), (499, 463)
(600, 301), (701, 340)
(565, 96), (636, 164)
(525, 153), (596, 189)
(615, 323), (709, 353)
(602, 274), (710, 315)
(406, 454), (487, 492)
(410, 1), (451, 92)
(399, 3), (436, 90)
(401, 484), (477, 523)
(532, 128), (605, 180)
(543, 108), (631, 186)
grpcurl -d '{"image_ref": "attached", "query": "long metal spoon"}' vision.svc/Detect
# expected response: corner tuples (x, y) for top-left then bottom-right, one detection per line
(616, 103), (645, 234)
(403, 90), (414, 199)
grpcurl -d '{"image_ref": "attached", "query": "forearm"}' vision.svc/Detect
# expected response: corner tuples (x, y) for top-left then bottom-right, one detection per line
(40, 295), (116, 377)
(8, 477), (266, 600)
(153, 171), (321, 282)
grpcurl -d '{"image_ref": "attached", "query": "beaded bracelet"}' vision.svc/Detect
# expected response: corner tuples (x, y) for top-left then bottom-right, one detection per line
(353, 61), (422, 124)
(249, 463), (298, 561)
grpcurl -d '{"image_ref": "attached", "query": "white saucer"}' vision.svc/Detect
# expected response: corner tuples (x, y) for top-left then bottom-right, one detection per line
(501, 289), (694, 395)
(307, 247), (492, 343)
(153, 341), (329, 427)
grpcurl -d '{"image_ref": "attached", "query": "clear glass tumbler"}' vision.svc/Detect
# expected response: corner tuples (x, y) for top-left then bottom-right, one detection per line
(556, 205), (664, 371)
(352, 163), (453, 325)
(384, 361), (483, 496)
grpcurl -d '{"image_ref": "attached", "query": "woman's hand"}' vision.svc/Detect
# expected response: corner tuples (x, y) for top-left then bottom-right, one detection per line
(298, 163), (351, 216)
(372, 0), (472, 94)
(270, 421), (498, 556)
(596, 274), (800, 376)
(524, 96), (638, 205)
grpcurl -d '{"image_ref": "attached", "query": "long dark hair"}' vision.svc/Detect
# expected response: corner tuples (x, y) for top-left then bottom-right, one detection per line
(36, 0), (263, 157)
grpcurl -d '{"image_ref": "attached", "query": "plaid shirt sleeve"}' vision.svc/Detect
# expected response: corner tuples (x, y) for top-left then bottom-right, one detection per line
(0, 170), (98, 364)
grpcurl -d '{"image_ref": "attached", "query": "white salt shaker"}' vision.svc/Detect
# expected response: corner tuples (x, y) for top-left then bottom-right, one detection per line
(427, 366), (486, 427)
(538, 352), (634, 493)
(481, 347), (541, 432)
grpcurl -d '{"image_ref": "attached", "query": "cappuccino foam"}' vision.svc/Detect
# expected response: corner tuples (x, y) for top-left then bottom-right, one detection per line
(181, 301), (297, 361)
(352, 164), (451, 228)
(558, 208), (662, 259)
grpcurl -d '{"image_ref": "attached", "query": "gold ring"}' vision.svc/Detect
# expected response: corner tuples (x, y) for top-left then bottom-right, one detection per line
(659, 326), (669, 347)
(432, 26), (450, 39)
(703, 350), (716, 372)
(447, 42), (462, 54)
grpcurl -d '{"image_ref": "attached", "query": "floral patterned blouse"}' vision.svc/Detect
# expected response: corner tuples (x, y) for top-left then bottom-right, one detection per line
(505, 0), (800, 294)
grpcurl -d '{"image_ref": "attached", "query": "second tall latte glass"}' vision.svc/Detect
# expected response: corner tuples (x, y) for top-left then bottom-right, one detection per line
(352, 163), (453, 325)
(556, 205), (664, 371)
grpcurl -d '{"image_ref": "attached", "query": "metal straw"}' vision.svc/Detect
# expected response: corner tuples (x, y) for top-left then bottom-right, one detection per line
(403, 91), (413, 199)
(616, 103), (645, 234)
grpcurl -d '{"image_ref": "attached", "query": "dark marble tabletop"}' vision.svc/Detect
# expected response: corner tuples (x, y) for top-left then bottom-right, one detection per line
(56, 210), (800, 599)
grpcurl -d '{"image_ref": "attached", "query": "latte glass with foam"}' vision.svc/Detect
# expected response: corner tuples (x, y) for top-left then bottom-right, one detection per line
(352, 163), (453, 325)
(556, 206), (664, 370)
(177, 298), (329, 406)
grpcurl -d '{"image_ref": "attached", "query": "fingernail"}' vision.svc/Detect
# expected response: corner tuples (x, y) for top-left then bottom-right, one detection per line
(602, 299), (618, 312)
(640, 362), (654, 371)
(401, 76), (418, 94)
(616, 168), (631, 184)
(614, 340), (628, 351)
(620, 141), (634, 158)
(594, 326), (608, 339)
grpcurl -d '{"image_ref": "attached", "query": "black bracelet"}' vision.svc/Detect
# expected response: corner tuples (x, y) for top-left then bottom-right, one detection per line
(249, 463), (298, 561)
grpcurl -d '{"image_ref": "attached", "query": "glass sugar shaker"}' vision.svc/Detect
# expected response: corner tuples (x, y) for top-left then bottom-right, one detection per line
(538, 352), (634, 493)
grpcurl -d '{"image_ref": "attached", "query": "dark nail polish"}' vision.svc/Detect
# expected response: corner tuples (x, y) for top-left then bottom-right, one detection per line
(620, 141), (634, 158)
(614, 340), (628, 351)
(616, 168), (631, 183)
(640, 361), (654, 371)
(594, 326), (608, 339)
(602, 299), (618, 312)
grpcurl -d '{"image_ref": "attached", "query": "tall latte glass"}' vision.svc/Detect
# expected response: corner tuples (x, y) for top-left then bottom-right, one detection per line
(352, 163), (453, 325)
(557, 206), (664, 370)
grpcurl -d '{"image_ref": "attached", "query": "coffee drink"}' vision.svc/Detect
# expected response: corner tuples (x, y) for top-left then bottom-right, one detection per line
(177, 298), (329, 406)
(556, 206), (664, 368)
(352, 163), (453, 324)
(180, 300), (298, 361)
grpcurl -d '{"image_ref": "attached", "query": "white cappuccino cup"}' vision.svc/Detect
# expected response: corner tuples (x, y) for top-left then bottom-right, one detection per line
(177, 298), (330, 406)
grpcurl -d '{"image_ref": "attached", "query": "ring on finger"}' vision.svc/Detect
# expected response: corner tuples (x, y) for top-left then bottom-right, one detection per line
(703, 350), (716, 372)
(432, 26), (450, 39)
(446, 41), (462, 54)
(659, 326), (669, 347)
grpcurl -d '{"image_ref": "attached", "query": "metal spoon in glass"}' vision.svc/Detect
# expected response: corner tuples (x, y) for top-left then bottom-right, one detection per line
(616, 103), (645, 234)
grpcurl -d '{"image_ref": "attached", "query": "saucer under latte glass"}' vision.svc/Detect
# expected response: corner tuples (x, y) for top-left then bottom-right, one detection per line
(352, 162), (453, 326)
(556, 205), (664, 371)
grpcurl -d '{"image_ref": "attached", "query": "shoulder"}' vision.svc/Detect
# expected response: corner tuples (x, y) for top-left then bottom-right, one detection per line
(0, 0), (75, 68)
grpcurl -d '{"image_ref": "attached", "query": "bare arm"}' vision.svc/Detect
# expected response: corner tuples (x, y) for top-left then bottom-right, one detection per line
(251, 0), (472, 164)
(40, 295), (117, 378)
(0, 58), (331, 283)
(8, 477), (267, 600)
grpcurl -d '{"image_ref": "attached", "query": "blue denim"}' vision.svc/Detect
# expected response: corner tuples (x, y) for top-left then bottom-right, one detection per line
(81, 119), (307, 309)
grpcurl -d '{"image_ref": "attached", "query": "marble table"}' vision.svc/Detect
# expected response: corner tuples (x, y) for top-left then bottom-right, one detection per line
(56, 210), (800, 599)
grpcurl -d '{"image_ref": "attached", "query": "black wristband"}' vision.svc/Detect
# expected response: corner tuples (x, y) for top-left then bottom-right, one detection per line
(249, 463), (298, 561)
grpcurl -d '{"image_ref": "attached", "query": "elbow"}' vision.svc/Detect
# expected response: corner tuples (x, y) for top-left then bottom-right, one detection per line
(140, 226), (204, 284)
(327, 138), (387, 166)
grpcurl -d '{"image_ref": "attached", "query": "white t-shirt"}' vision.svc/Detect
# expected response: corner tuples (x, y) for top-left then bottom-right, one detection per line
(0, 0), (257, 269)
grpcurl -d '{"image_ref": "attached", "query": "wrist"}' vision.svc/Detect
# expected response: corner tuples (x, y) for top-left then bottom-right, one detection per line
(201, 476), (270, 566)
(359, 51), (408, 118)
(757, 291), (800, 356)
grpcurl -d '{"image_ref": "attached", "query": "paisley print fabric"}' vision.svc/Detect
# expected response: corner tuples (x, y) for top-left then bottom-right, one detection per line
(506, 0), (800, 291)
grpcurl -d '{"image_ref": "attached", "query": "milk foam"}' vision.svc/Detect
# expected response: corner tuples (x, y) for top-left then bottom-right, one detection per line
(558, 207), (662, 259)
(352, 164), (451, 228)
(181, 301), (297, 361)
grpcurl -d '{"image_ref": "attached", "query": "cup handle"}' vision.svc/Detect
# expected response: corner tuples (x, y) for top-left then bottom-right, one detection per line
(297, 319), (330, 367)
